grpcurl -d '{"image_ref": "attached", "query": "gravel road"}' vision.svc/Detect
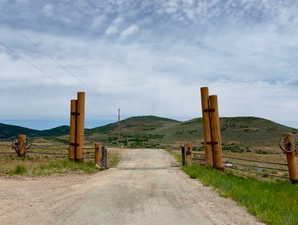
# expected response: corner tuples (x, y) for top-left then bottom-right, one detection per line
(0, 149), (264, 225)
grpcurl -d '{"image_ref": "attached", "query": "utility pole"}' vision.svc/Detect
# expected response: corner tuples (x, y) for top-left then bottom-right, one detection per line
(118, 108), (121, 147)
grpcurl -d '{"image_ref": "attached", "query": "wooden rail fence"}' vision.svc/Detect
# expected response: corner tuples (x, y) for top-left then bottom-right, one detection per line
(0, 92), (109, 168)
(181, 86), (298, 184)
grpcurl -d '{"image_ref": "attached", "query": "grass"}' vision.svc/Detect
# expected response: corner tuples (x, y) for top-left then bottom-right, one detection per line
(31, 160), (100, 176)
(6, 150), (121, 176)
(182, 165), (298, 225)
(8, 164), (27, 175)
(108, 151), (121, 167)
(7, 160), (100, 176)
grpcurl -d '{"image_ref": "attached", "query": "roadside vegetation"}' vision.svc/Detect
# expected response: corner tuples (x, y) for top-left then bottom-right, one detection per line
(5, 151), (120, 177)
(183, 165), (298, 225)
(8, 160), (100, 176)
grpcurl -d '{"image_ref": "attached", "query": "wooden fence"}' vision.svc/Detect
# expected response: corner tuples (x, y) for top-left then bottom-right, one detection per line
(181, 87), (298, 184)
(0, 92), (109, 169)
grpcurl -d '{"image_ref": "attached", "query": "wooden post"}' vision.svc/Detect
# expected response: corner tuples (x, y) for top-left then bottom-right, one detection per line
(102, 146), (108, 169)
(181, 146), (186, 166)
(69, 99), (77, 160)
(17, 135), (26, 157)
(76, 92), (85, 161)
(283, 133), (298, 183)
(185, 144), (193, 166)
(200, 87), (214, 167)
(95, 143), (102, 165)
(209, 95), (224, 170)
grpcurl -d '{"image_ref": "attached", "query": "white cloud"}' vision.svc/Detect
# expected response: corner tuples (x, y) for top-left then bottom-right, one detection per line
(90, 15), (107, 30)
(1, 1), (298, 128)
(120, 25), (139, 38)
(105, 25), (118, 35)
(42, 4), (54, 17)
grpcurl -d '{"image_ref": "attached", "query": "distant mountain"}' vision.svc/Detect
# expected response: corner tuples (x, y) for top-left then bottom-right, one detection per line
(0, 123), (38, 139)
(86, 116), (297, 151)
(0, 123), (69, 139)
(1, 116), (296, 152)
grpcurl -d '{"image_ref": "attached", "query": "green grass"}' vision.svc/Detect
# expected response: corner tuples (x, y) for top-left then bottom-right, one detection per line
(8, 164), (28, 175)
(7, 160), (101, 176)
(31, 160), (100, 176)
(182, 165), (298, 225)
(6, 150), (121, 177)
(166, 149), (181, 162)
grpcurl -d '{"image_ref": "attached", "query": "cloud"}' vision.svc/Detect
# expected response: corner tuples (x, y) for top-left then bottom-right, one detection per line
(42, 4), (54, 17)
(120, 25), (139, 38)
(0, 0), (298, 128)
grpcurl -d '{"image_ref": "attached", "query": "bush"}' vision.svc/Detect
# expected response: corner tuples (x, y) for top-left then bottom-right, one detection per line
(256, 150), (269, 154)
(9, 165), (28, 175)
(222, 144), (247, 153)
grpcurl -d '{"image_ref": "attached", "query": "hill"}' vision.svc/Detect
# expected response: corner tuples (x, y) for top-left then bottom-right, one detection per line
(87, 116), (297, 151)
(1, 116), (296, 152)
(87, 116), (180, 147)
(0, 123), (69, 139)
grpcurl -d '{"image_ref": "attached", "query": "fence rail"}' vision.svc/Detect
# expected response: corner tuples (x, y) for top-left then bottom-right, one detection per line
(0, 152), (15, 155)
(225, 161), (289, 172)
(224, 155), (288, 166)
(226, 166), (289, 179)
(190, 149), (290, 181)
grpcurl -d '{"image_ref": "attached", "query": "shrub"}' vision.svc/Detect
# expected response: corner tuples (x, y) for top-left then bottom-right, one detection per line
(9, 165), (28, 175)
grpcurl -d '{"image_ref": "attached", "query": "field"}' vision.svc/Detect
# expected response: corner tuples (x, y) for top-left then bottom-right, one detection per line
(182, 165), (298, 225)
(0, 137), (120, 176)
(167, 148), (297, 225)
(2, 116), (296, 152)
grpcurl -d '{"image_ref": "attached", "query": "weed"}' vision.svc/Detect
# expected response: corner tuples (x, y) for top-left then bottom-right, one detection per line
(9, 165), (28, 175)
(32, 160), (99, 176)
(182, 165), (298, 225)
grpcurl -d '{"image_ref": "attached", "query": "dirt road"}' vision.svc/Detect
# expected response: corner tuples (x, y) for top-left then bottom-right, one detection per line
(0, 149), (264, 225)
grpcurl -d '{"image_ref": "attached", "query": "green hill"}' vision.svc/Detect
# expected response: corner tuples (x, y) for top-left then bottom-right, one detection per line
(87, 116), (297, 151)
(0, 123), (38, 139)
(1, 116), (296, 152)
(0, 123), (69, 139)
(87, 116), (180, 147)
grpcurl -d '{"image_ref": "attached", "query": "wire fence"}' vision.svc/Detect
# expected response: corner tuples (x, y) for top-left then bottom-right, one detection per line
(191, 150), (290, 181)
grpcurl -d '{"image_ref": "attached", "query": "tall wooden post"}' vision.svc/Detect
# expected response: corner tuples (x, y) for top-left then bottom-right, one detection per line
(76, 92), (85, 161)
(200, 87), (214, 167)
(284, 134), (298, 183)
(209, 95), (224, 170)
(181, 146), (186, 166)
(69, 100), (77, 160)
(95, 143), (102, 165)
(18, 135), (26, 157)
(185, 144), (193, 166)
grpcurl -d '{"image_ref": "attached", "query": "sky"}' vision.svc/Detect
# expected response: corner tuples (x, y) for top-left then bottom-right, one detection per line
(1, 0), (298, 129)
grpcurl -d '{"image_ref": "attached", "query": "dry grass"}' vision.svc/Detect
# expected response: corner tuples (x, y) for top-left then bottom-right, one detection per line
(0, 138), (121, 176)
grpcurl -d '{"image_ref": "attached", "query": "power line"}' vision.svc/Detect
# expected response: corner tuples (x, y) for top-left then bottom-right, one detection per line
(20, 33), (89, 88)
(0, 40), (56, 81)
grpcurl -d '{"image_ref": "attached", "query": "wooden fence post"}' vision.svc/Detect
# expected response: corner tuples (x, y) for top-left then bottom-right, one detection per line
(209, 95), (224, 170)
(69, 99), (77, 160)
(181, 145), (186, 166)
(76, 92), (85, 161)
(17, 135), (26, 157)
(185, 144), (193, 166)
(283, 133), (298, 183)
(200, 87), (214, 167)
(102, 146), (108, 169)
(95, 143), (102, 165)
